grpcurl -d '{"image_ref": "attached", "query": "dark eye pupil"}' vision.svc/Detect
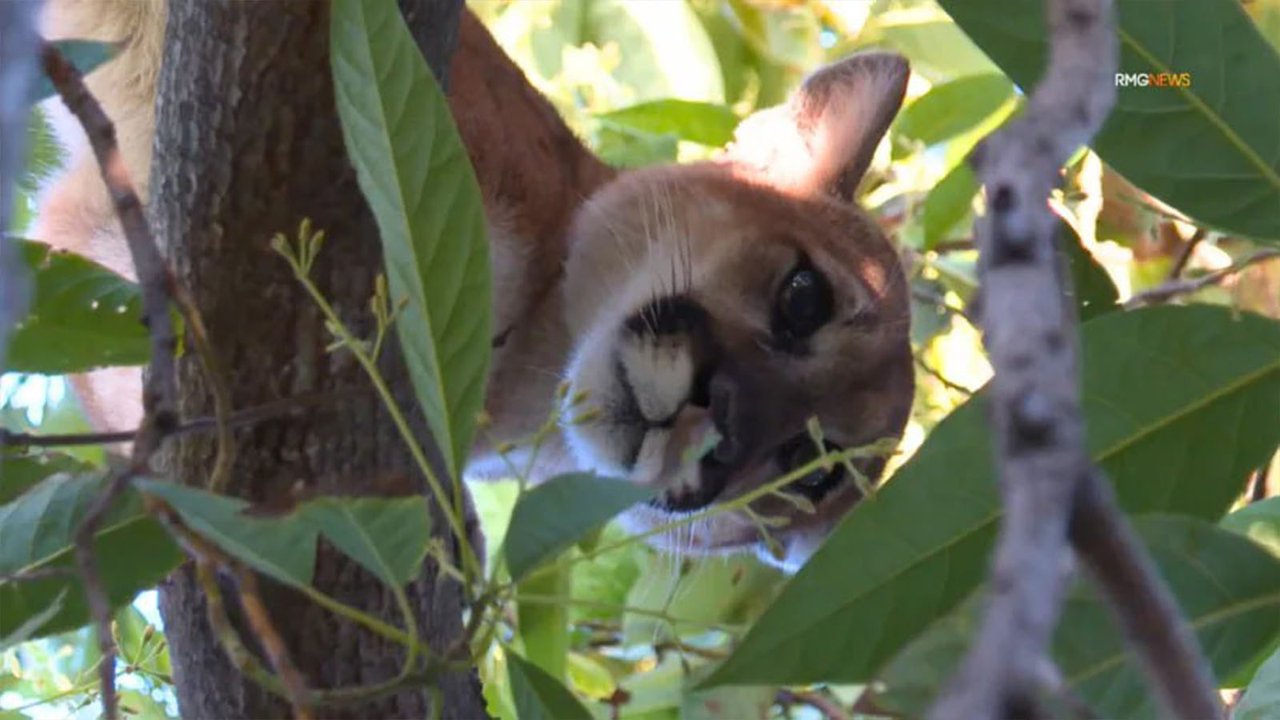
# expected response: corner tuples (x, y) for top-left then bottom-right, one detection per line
(776, 263), (833, 340)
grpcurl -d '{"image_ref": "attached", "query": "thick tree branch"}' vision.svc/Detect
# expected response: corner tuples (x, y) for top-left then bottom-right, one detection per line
(1125, 248), (1280, 309)
(925, 0), (1221, 717)
(0, 1), (38, 369)
(1069, 470), (1221, 718)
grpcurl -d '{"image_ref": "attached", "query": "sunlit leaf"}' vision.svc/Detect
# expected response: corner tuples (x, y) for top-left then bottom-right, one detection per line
(598, 100), (739, 147)
(330, 0), (491, 479)
(895, 73), (1013, 150)
(503, 473), (654, 581)
(506, 649), (593, 720)
(5, 239), (149, 373)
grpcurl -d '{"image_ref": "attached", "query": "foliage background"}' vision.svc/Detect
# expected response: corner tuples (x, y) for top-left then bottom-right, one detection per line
(3, 0), (1279, 718)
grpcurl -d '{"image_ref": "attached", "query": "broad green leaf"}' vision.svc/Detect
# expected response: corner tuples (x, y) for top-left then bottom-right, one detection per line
(874, 516), (1280, 719)
(0, 473), (180, 639)
(895, 74), (1014, 150)
(6, 240), (148, 372)
(703, 306), (1280, 687)
(856, 12), (1000, 83)
(0, 450), (91, 504)
(139, 480), (440, 591)
(517, 557), (572, 680)
(622, 554), (781, 645)
(594, 124), (680, 169)
(1058, 221), (1119, 321)
(597, 100), (739, 147)
(921, 162), (978, 250)
(0, 589), (66, 652)
(27, 41), (116, 105)
(503, 473), (655, 581)
(1238, 645), (1280, 720)
(569, 522), (645, 624)
(681, 682), (774, 720)
(330, 0), (491, 480)
(939, 0), (1280, 240)
(299, 496), (430, 586)
(136, 479), (316, 588)
(506, 649), (593, 720)
(1223, 497), (1280, 557)
(588, 0), (724, 104)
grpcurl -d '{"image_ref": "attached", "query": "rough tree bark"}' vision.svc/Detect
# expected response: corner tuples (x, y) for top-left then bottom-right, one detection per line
(150, 1), (487, 717)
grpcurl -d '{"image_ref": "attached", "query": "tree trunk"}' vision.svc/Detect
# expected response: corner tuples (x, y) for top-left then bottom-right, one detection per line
(150, 0), (486, 717)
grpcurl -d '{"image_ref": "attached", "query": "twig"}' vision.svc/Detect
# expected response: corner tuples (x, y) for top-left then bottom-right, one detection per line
(41, 39), (187, 720)
(775, 689), (850, 720)
(233, 567), (315, 719)
(1252, 461), (1273, 503)
(0, 2), (38, 370)
(1165, 227), (1206, 280)
(41, 44), (179, 446)
(0, 390), (358, 449)
(928, 0), (1127, 717)
(1068, 470), (1220, 719)
(1124, 248), (1280, 309)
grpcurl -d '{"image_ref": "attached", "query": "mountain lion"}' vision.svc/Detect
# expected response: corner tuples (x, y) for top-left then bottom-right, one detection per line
(36, 0), (914, 571)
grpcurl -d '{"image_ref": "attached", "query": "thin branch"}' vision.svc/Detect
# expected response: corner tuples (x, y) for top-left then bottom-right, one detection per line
(1124, 248), (1280, 309)
(41, 39), (187, 720)
(0, 390), (359, 449)
(40, 44), (179, 449)
(1165, 227), (1206, 280)
(928, 0), (1131, 717)
(1068, 469), (1220, 718)
(775, 689), (850, 720)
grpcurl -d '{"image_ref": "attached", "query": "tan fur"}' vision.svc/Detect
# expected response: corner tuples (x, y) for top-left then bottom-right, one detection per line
(37, 2), (913, 571)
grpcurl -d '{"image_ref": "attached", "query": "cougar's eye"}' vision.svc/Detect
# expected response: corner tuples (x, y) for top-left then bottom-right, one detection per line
(774, 259), (834, 341)
(776, 435), (845, 500)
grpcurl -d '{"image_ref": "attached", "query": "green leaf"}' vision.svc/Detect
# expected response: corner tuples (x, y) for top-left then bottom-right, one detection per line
(5, 239), (149, 373)
(1223, 497), (1280, 557)
(0, 589), (66, 652)
(517, 558), (572, 681)
(503, 473), (655, 582)
(136, 479), (316, 588)
(586, 0), (725, 104)
(703, 306), (1280, 687)
(921, 162), (978, 250)
(0, 450), (92, 505)
(939, 0), (1280, 240)
(895, 73), (1014, 149)
(330, 0), (491, 480)
(874, 516), (1280, 720)
(1058, 220), (1119, 321)
(622, 554), (781, 645)
(27, 41), (116, 105)
(138, 479), (438, 590)
(0, 473), (181, 639)
(299, 496), (431, 586)
(598, 100), (740, 147)
(1238, 645), (1280, 720)
(506, 649), (593, 720)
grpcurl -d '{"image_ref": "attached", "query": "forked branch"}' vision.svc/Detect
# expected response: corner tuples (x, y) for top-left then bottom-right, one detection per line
(926, 0), (1220, 718)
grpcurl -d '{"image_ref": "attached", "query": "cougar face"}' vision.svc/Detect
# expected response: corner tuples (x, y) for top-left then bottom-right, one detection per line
(558, 53), (915, 570)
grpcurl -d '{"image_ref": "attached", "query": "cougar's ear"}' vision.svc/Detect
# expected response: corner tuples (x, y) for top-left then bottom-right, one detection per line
(723, 52), (908, 201)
